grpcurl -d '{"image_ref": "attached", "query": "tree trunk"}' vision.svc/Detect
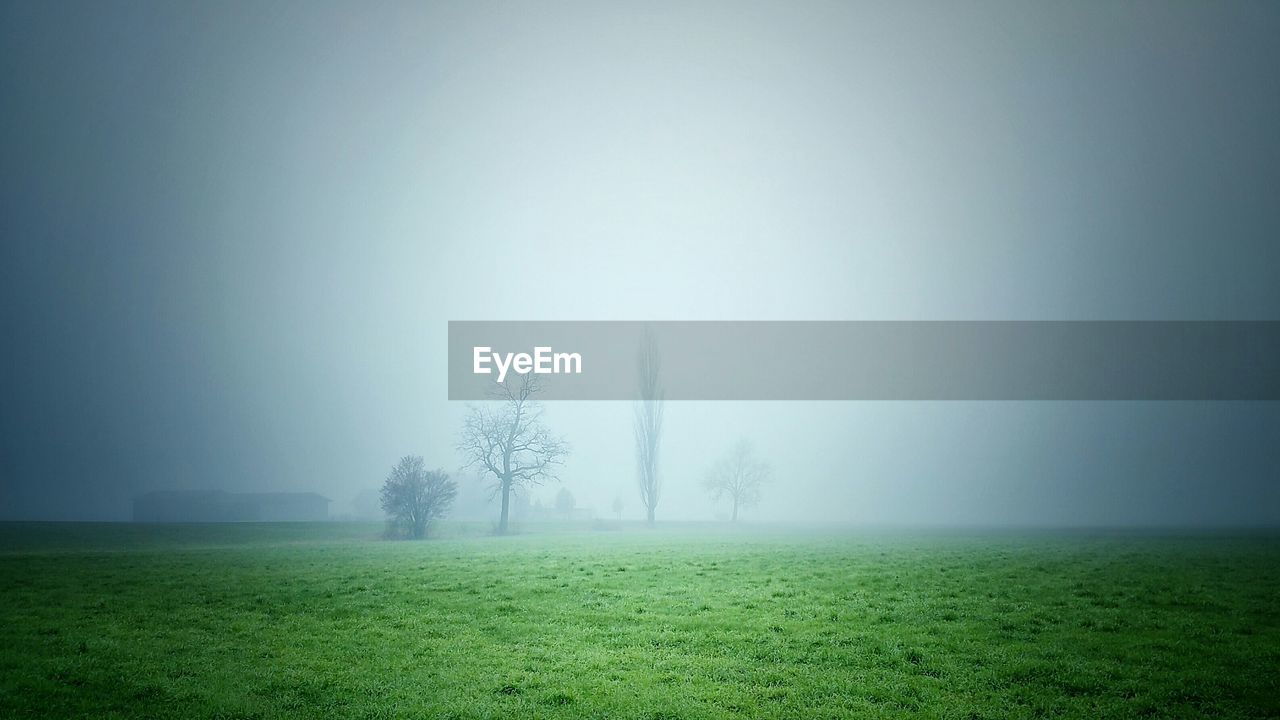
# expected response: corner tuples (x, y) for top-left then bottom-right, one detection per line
(498, 479), (511, 535)
(646, 505), (655, 526)
(732, 497), (739, 523)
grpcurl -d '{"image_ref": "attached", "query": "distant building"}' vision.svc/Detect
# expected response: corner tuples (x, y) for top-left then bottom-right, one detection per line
(132, 491), (330, 522)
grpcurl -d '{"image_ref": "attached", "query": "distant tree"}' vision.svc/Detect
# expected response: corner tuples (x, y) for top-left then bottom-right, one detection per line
(555, 487), (575, 516)
(634, 329), (664, 526)
(612, 494), (624, 521)
(703, 439), (770, 523)
(458, 375), (569, 535)
(510, 489), (533, 523)
(380, 455), (457, 539)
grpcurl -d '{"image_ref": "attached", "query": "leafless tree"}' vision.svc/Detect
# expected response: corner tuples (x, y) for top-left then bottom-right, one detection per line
(380, 455), (457, 539)
(457, 375), (568, 535)
(633, 328), (664, 526)
(703, 439), (770, 523)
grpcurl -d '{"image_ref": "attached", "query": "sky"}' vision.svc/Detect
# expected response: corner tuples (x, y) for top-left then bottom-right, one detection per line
(2, 0), (1278, 524)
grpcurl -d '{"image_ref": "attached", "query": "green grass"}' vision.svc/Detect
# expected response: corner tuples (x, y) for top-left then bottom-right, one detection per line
(1, 523), (1277, 719)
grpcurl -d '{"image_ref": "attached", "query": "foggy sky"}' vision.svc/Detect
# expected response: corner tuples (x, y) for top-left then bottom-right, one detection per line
(2, 1), (1278, 524)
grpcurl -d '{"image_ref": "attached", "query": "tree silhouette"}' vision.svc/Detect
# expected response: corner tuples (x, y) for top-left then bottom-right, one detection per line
(703, 439), (770, 523)
(458, 375), (568, 535)
(380, 455), (456, 539)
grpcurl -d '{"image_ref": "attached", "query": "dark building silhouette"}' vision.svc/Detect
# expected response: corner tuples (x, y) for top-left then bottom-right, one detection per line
(132, 491), (329, 522)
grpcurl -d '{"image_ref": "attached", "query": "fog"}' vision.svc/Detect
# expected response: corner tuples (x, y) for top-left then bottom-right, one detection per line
(2, 1), (1278, 524)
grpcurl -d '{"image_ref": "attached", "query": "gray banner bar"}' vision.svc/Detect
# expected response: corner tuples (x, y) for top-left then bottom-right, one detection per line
(448, 321), (1280, 401)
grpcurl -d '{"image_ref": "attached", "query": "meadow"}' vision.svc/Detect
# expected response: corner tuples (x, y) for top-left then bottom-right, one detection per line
(1, 522), (1277, 719)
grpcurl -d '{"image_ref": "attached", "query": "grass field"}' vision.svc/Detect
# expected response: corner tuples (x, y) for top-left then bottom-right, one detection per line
(1, 522), (1277, 719)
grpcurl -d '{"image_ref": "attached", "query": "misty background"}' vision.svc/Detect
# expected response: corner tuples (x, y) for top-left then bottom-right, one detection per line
(2, 1), (1278, 525)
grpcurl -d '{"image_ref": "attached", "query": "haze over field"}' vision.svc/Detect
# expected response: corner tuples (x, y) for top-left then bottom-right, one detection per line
(3, 1), (1279, 524)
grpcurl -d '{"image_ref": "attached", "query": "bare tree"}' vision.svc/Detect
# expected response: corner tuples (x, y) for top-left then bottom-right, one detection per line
(380, 455), (457, 539)
(457, 375), (568, 535)
(703, 439), (770, 523)
(633, 328), (664, 526)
